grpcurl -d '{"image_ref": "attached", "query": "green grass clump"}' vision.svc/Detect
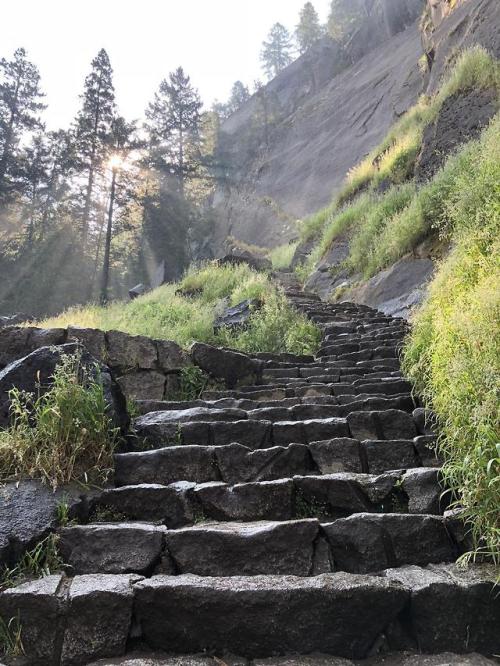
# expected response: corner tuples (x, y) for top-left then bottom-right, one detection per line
(40, 262), (321, 356)
(1, 534), (62, 591)
(218, 291), (321, 355)
(0, 353), (118, 489)
(268, 241), (299, 270)
(403, 116), (500, 562)
(347, 184), (416, 275)
(0, 614), (24, 657)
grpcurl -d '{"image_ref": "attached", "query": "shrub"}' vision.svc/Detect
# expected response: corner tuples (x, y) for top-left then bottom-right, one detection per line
(0, 353), (118, 489)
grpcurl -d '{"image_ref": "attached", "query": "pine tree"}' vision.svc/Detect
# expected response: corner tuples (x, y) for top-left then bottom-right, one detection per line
(228, 81), (250, 114)
(296, 3), (324, 53)
(145, 67), (202, 197)
(100, 116), (140, 304)
(17, 132), (51, 244)
(260, 23), (294, 80)
(74, 48), (115, 245)
(0, 48), (45, 203)
(327, 0), (365, 41)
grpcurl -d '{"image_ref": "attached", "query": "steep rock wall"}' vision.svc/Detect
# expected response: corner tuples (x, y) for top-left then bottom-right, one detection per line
(211, 0), (424, 251)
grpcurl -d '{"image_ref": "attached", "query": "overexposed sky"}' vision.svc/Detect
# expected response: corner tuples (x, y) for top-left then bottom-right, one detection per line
(3, 0), (330, 129)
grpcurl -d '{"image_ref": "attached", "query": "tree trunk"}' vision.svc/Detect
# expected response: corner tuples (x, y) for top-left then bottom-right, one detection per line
(99, 168), (116, 305)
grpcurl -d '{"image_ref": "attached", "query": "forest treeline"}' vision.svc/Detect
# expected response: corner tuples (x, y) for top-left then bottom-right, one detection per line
(0, 0), (369, 316)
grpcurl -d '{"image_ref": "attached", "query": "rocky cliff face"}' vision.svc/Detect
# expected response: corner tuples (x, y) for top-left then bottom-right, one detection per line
(209, 0), (499, 255)
(210, 0), (424, 251)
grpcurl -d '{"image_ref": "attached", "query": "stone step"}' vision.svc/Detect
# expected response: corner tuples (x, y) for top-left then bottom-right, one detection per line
(2, 565), (498, 664)
(134, 391), (412, 416)
(58, 513), (457, 578)
(132, 409), (419, 450)
(85, 651), (499, 665)
(201, 376), (409, 401)
(114, 436), (439, 487)
(93, 468), (445, 526)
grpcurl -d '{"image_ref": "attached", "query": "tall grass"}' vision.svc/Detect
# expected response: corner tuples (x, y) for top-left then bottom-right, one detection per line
(268, 241), (299, 270)
(0, 353), (118, 489)
(40, 262), (321, 356)
(403, 116), (500, 561)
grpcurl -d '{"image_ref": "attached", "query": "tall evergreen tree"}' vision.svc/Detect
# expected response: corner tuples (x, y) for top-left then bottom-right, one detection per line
(145, 67), (202, 197)
(296, 3), (324, 53)
(100, 116), (140, 304)
(74, 48), (115, 245)
(17, 132), (51, 244)
(327, 0), (365, 41)
(228, 81), (250, 114)
(260, 23), (294, 80)
(0, 48), (45, 203)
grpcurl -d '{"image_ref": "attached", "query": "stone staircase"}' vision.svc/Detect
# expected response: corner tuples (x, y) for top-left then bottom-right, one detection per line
(1, 276), (499, 665)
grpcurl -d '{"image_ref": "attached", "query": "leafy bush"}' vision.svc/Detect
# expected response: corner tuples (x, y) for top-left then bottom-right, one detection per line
(0, 353), (118, 489)
(403, 117), (500, 562)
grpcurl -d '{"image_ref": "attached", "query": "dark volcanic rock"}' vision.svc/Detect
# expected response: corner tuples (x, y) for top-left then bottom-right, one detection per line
(61, 573), (139, 664)
(214, 298), (261, 333)
(59, 523), (165, 575)
(114, 445), (220, 486)
(165, 519), (321, 576)
(384, 563), (500, 654)
(133, 573), (409, 658)
(0, 574), (65, 663)
(190, 342), (261, 388)
(323, 513), (455, 573)
(218, 250), (272, 272)
(194, 479), (294, 522)
(0, 342), (128, 430)
(416, 89), (498, 182)
(0, 480), (91, 568)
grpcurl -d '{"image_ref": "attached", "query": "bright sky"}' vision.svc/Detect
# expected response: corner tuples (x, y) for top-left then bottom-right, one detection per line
(3, 0), (330, 130)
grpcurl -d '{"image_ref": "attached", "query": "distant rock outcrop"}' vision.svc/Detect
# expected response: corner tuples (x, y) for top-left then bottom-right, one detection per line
(210, 0), (424, 252)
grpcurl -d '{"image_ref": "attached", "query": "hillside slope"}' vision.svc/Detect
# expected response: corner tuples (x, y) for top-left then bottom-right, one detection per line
(212, 1), (423, 249)
(210, 0), (499, 253)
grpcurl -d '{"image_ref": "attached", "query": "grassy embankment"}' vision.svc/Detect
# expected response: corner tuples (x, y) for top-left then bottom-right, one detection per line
(281, 46), (499, 562)
(41, 261), (321, 356)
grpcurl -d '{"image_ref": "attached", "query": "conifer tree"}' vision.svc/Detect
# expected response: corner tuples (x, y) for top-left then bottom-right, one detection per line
(228, 81), (250, 113)
(0, 48), (45, 203)
(296, 3), (324, 53)
(145, 67), (202, 197)
(100, 116), (140, 304)
(74, 48), (115, 245)
(260, 23), (294, 80)
(327, 0), (365, 41)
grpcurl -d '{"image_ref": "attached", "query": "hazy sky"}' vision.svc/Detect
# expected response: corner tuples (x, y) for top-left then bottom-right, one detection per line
(3, 0), (330, 130)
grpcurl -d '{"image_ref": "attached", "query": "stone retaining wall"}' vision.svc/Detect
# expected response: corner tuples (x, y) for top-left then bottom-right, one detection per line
(0, 326), (189, 402)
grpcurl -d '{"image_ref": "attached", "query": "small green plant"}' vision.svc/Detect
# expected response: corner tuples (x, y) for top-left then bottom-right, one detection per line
(56, 498), (72, 527)
(176, 366), (209, 401)
(91, 505), (129, 523)
(0, 533), (63, 591)
(0, 613), (24, 657)
(0, 353), (119, 489)
(295, 490), (331, 519)
(126, 398), (141, 419)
